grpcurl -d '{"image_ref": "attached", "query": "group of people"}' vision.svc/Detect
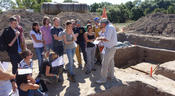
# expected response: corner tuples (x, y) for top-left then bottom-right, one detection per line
(0, 15), (118, 96)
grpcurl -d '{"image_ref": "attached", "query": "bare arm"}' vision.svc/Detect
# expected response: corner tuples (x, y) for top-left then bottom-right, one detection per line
(45, 66), (58, 78)
(20, 83), (39, 91)
(0, 69), (15, 80)
(31, 34), (43, 43)
(8, 31), (20, 47)
(63, 34), (73, 45)
(27, 75), (36, 84)
(21, 32), (27, 50)
(84, 32), (94, 42)
(53, 34), (63, 41)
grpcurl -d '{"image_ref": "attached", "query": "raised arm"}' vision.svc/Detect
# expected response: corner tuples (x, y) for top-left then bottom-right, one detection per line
(0, 69), (15, 80)
(8, 31), (20, 47)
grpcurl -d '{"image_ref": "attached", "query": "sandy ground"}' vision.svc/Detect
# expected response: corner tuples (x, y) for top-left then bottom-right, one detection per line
(4, 55), (175, 96)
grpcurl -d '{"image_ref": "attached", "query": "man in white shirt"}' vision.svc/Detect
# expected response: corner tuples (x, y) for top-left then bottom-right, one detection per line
(96, 18), (118, 84)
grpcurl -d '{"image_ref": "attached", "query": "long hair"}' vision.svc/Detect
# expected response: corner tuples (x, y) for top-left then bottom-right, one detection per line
(87, 24), (92, 32)
(43, 16), (50, 25)
(32, 22), (41, 34)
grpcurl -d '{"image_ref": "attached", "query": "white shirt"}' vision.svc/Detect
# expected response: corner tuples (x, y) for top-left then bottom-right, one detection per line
(103, 24), (118, 48)
(30, 30), (44, 48)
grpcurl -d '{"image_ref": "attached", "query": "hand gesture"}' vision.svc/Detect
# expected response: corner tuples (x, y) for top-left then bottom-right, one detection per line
(15, 31), (20, 37)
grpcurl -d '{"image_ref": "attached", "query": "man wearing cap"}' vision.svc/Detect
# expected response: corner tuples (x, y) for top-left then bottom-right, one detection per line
(73, 19), (87, 68)
(93, 17), (102, 65)
(96, 18), (118, 84)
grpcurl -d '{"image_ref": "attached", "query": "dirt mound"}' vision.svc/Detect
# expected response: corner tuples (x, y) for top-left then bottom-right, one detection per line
(126, 13), (175, 37)
(0, 10), (97, 39)
(0, 10), (47, 39)
(57, 12), (98, 26)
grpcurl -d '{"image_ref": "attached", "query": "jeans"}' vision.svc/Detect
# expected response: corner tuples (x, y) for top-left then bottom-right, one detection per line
(66, 48), (76, 75)
(35, 47), (44, 73)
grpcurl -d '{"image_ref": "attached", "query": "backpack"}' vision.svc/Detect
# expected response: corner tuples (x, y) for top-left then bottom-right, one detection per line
(0, 29), (8, 51)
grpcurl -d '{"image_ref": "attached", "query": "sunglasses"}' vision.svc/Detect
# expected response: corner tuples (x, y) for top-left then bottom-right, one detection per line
(29, 53), (33, 56)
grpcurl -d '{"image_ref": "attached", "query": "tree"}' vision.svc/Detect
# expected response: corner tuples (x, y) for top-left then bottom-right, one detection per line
(144, 8), (151, 15)
(16, 0), (51, 12)
(0, 0), (16, 10)
(63, 0), (78, 3)
(90, 3), (100, 12)
(129, 7), (144, 20)
(153, 8), (167, 14)
(167, 5), (175, 14)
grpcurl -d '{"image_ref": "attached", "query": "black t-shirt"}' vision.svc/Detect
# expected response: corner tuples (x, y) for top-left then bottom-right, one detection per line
(41, 60), (52, 75)
(87, 34), (95, 47)
(73, 27), (86, 44)
(51, 27), (64, 47)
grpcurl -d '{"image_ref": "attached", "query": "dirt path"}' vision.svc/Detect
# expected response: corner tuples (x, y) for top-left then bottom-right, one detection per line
(4, 56), (175, 96)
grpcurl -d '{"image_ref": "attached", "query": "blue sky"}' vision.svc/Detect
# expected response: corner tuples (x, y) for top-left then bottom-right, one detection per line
(52, 0), (135, 5)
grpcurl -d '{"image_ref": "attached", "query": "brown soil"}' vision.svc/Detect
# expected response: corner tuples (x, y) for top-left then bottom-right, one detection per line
(0, 10), (98, 39)
(2, 50), (175, 96)
(126, 13), (175, 37)
(155, 60), (175, 81)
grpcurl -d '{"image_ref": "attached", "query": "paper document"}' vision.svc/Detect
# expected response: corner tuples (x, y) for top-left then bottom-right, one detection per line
(51, 56), (64, 67)
(93, 40), (100, 44)
(0, 62), (9, 71)
(18, 68), (32, 75)
(9, 89), (19, 96)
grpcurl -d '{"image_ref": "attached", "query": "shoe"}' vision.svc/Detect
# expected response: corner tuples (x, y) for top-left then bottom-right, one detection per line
(85, 70), (91, 74)
(92, 68), (96, 71)
(96, 79), (106, 84)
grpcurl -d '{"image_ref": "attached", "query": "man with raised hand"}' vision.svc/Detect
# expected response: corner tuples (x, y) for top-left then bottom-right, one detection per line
(2, 16), (23, 74)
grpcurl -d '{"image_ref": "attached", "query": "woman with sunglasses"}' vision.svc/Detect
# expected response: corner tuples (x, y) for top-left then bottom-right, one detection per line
(84, 24), (96, 74)
(17, 50), (47, 96)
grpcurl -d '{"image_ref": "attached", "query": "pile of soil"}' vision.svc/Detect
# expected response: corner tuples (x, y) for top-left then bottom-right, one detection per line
(0, 10), (97, 40)
(57, 12), (98, 27)
(126, 13), (175, 37)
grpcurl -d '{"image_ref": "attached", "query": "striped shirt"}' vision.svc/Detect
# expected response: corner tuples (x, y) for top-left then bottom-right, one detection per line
(18, 59), (33, 69)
